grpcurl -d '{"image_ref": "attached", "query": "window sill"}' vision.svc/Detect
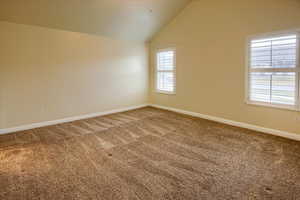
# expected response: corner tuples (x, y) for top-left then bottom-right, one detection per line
(246, 100), (299, 112)
(156, 90), (176, 95)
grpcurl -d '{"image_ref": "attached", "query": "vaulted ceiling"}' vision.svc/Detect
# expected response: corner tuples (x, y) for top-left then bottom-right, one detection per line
(0, 0), (191, 41)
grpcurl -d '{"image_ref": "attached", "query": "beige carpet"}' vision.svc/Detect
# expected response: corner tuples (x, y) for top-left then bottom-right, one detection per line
(0, 107), (299, 200)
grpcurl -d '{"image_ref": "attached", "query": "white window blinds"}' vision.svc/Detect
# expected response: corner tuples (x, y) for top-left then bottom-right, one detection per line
(156, 49), (176, 93)
(247, 33), (299, 109)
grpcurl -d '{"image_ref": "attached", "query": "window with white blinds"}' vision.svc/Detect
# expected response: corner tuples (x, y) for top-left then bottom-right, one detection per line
(156, 49), (176, 94)
(247, 32), (300, 110)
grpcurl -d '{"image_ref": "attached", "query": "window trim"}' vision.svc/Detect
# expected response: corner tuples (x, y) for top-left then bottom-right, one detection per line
(155, 48), (176, 95)
(245, 29), (300, 111)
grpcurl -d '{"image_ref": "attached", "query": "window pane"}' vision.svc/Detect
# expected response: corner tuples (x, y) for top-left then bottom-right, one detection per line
(250, 72), (271, 102)
(157, 72), (174, 92)
(271, 73), (296, 105)
(250, 72), (296, 105)
(250, 35), (297, 68)
(157, 51), (175, 70)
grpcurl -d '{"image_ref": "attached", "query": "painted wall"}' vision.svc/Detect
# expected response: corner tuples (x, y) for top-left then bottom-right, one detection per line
(150, 0), (300, 134)
(0, 21), (148, 129)
(0, 67), (3, 129)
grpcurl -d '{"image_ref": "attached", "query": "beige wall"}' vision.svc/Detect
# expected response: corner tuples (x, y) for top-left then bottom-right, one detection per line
(0, 21), (148, 129)
(150, 0), (300, 134)
(0, 67), (3, 129)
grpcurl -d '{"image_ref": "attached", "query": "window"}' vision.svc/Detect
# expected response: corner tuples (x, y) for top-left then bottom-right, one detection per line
(156, 49), (176, 94)
(246, 32), (300, 110)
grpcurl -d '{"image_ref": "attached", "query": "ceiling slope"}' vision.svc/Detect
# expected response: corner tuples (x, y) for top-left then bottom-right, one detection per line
(0, 0), (191, 41)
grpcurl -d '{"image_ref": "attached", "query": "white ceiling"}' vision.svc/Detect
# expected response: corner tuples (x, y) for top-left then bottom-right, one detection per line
(0, 0), (191, 41)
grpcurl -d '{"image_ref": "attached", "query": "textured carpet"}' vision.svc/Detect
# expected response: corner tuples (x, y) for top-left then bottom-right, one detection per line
(0, 107), (299, 200)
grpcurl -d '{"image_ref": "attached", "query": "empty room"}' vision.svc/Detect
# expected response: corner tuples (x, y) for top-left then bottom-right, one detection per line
(1, 0), (300, 199)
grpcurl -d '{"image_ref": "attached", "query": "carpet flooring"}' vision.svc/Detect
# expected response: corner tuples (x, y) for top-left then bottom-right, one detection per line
(0, 107), (299, 200)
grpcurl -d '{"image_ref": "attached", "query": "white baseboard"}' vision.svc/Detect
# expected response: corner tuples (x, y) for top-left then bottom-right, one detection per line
(2, 103), (299, 142)
(0, 104), (149, 135)
(150, 104), (300, 141)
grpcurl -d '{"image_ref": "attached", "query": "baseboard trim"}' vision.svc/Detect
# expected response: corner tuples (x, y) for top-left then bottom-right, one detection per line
(0, 104), (149, 135)
(2, 103), (299, 141)
(150, 104), (300, 141)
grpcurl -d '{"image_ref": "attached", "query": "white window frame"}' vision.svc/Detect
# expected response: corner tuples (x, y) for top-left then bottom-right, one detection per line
(155, 48), (176, 94)
(245, 29), (300, 111)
